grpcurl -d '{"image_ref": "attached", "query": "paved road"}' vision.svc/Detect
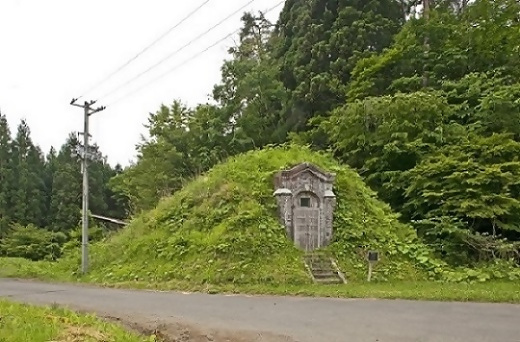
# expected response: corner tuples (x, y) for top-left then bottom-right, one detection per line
(0, 279), (519, 342)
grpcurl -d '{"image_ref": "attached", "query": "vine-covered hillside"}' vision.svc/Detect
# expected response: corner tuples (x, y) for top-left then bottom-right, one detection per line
(62, 145), (444, 285)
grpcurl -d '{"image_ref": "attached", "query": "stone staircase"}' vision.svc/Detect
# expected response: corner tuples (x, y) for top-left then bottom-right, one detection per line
(304, 252), (347, 284)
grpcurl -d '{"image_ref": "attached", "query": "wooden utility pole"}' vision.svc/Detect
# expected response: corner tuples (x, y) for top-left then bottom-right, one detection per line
(70, 99), (106, 274)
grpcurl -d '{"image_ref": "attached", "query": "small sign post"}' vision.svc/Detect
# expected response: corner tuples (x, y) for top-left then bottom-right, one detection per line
(366, 250), (379, 282)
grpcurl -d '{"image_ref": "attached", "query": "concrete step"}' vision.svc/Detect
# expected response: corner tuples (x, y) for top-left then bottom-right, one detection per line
(313, 271), (337, 278)
(309, 264), (334, 269)
(312, 269), (335, 274)
(315, 277), (344, 284)
(304, 253), (346, 284)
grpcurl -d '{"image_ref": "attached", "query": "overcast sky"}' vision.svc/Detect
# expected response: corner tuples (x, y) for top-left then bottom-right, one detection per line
(0, 0), (283, 166)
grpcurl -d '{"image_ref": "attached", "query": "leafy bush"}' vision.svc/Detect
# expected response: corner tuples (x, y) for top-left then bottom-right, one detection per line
(61, 225), (109, 254)
(0, 224), (66, 261)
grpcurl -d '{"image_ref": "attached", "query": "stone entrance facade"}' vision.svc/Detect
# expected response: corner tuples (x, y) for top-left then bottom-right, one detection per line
(273, 162), (337, 251)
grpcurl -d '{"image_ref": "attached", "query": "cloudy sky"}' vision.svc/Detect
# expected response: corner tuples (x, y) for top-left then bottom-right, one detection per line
(0, 0), (284, 166)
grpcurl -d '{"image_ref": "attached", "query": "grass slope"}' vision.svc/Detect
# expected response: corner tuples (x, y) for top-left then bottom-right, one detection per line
(64, 144), (441, 285)
(0, 300), (148, 342)
(1, 145), (519, 302)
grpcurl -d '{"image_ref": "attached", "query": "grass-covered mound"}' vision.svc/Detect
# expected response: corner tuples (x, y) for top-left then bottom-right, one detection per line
(63, 144), (444, 286)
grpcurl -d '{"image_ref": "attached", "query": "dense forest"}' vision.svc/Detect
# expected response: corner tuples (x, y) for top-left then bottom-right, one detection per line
(0, 114), (128, 260)
(2, 0), (519, 266)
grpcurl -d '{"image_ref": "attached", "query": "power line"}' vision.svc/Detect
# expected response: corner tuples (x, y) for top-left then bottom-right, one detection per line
(107, 30), (239, 107)
(106, 0), (285, 107)
(77, 0), (212, 99)
(98, 0), (258, 101)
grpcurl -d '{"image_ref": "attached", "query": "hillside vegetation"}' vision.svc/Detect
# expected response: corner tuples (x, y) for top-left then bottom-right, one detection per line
(1, 0), (520, 299)
(108, 0), (520, 271)
(0, 115), (128, 260)
(51, 145), (434, 285)
(48, 145), (514, 286)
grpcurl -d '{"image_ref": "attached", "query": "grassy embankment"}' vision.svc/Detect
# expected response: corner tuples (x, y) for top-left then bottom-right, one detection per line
(0, 299), (152, 342)
(0, 258), (518, 303)
(1, 145), (519, 303)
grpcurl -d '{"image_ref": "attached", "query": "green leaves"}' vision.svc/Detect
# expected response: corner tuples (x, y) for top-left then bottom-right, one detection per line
(0, 113), (127, 259)
(327, 72), (520, 262)
(72, 145), (450, 284)
(275, 0), (405, 136)
(9, 120), (46, 228)
(348, 0), (520, 99)
(406, 134), (520, 235)
(323, 1), (520, 263)
(0, 113), (13, 235)
(0, 224), (65, 261)
(111, 100), (236, 212)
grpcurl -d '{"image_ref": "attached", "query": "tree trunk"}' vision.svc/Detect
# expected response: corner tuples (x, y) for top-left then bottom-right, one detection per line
(399, 0), (409, 21)
(422, 0), (430, 88)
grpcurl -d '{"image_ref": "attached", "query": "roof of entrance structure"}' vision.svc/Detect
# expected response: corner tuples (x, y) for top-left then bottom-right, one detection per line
(277, 162), (336, 183)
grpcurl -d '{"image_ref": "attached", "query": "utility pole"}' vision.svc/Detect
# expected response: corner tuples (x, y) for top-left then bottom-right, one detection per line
(70, 98), (106, 274)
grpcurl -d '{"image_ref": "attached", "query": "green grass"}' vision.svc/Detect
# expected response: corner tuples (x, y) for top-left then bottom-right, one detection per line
(83, 279), (520, 303)
(1, 257), (518, 304)
(0, 299), (150, 342)
(0, 145), (518, 304)
(57, 144), (445, 285)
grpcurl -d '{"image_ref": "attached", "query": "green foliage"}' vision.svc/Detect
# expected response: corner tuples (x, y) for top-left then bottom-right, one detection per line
(61, 225), (109, 255)
(0, 257), (62, 280)
(9, 120), (47, 228)
(0, 113), (128, 257)
(326, 92), (451, 207)
(110, 101), (232, 212)
(47, 134), (83, 232)
(56, 145), (453, 285)
(0, 112), (13, 236)
(326, 86), (520, 262)
(406, 134), (520, 232)
(275, 0), (405, 131)
(1, 257), (519, 303)
(0, 224), (66, 261)
(0, 299), (149, 342)
(214, 12), (289, 147)
(326, 1), (520, 260)
(348, 0), (520, 99)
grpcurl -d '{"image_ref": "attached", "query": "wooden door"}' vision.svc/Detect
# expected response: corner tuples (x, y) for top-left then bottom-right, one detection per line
(293, 193), (321, 251)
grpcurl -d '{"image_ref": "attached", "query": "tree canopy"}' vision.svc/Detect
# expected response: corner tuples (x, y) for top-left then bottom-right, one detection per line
(0, 111), (127, 260)
(112, 0), (519, 264)
(2, 0), (519, 266)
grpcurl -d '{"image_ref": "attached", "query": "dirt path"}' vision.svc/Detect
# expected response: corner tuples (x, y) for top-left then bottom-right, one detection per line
(0, 279), (519, 342)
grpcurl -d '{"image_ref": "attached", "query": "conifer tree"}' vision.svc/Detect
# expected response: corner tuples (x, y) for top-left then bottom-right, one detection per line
(10, 120), (46, 227)
(0, 112), (13, 236)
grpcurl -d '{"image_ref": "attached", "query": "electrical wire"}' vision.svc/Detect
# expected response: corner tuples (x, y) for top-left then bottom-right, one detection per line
(106, 0), (285, 108)
(98, 0), (258, 101)
(107, 29), (240, 107)
(77, 0), (212, 99)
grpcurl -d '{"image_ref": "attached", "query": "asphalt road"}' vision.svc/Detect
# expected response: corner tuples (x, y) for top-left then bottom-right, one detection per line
(0, 279), (519, 342)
